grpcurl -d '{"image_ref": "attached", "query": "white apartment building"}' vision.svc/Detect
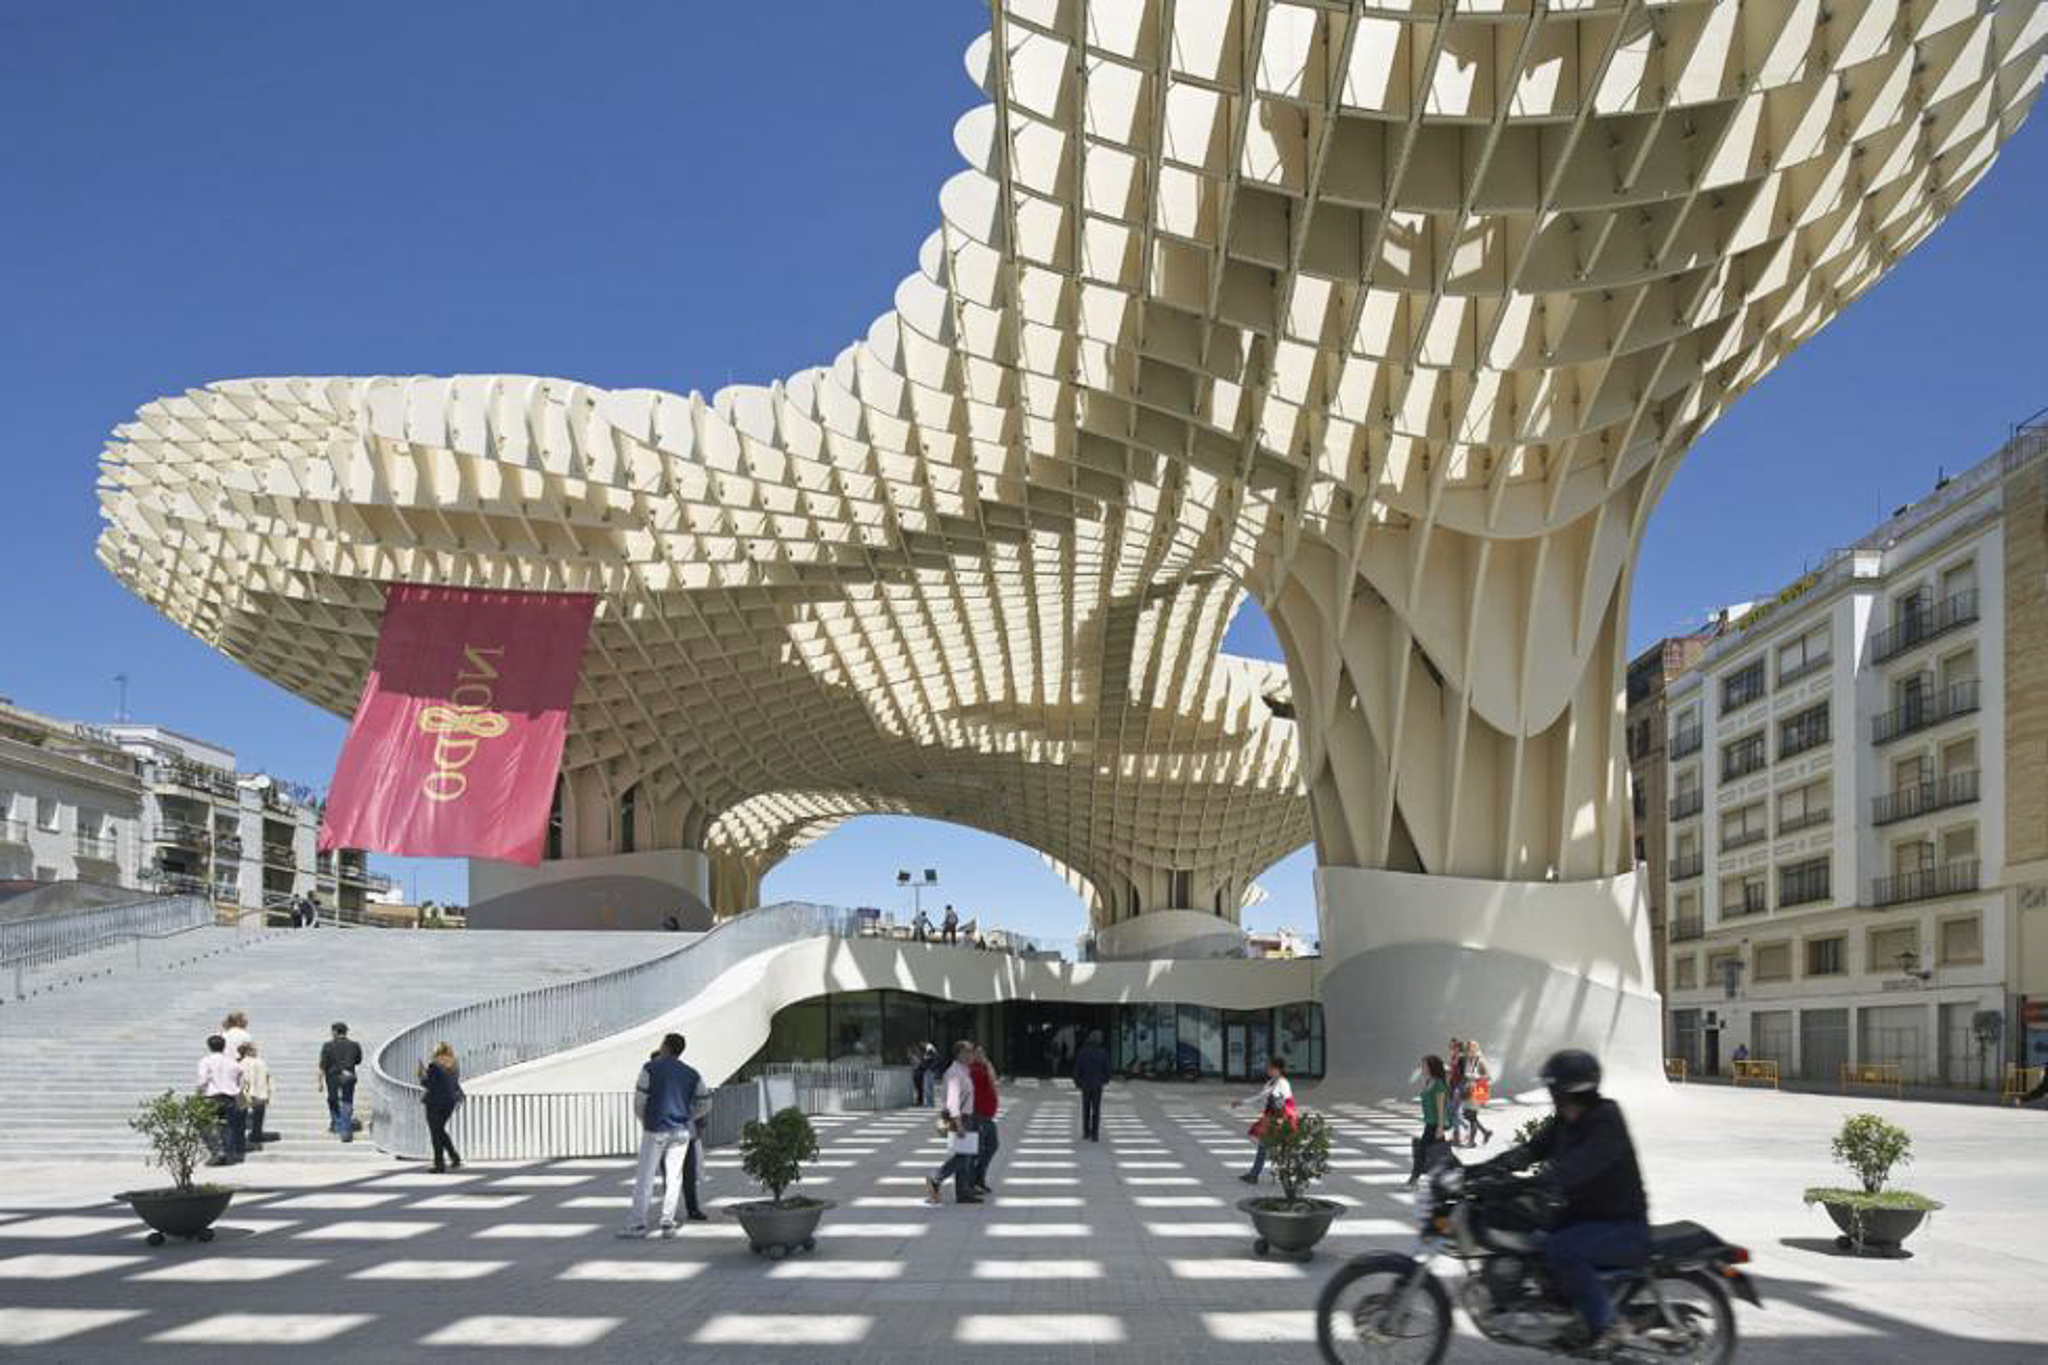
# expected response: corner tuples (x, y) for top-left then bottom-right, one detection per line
(105, 724), (389, 917)
(1662, 438), (2036, 1091)
(0, 701), (145, 891)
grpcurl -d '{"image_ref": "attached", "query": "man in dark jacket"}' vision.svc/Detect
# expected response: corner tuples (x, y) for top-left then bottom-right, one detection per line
(624, 1032), (704, 1236)
(316, 1022), (363, 1143)
(1476, 1049), (1647, 1355)
(1072, 1029), (1112, 1140)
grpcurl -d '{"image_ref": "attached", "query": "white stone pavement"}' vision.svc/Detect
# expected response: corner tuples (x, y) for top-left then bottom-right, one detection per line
(0, 1079), (2041, 1362)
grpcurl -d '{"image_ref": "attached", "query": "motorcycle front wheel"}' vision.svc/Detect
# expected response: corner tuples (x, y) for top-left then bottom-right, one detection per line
(1624, 1270), (1737, 1365)
(1315, 1253), (1452, 1365)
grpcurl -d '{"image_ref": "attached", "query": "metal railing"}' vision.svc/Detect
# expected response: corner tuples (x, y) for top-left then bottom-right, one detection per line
(1720, 884), (1768, 919)
(1720, 668), (1767, 714)
(1, 895), (265, 1000)
(1669, 789), (1703, 821)
(141, 868), (211, 897)
(1672, 915), (1705, 943)
(1776, 652), (1832, 687)
(1721, 742), (1767, 783)
(1779, 860), (1832, 908)
(1778, 712), (1830, 759)
(365, 901), (872, 1161)
(1778, 807), (1832, 836)
(1669, 725), (1702, 759)
(1872, 860), (1979, 908)
(1871, 589), (1979, 663)
(147, 819), (210, 847)
(1670, 851), (1703, 881)
(1872, 769), (1980, 825)
(1721, 826), (1767, 852)
(1872, 679), (1980, 745)
(73, 833), (120, 862)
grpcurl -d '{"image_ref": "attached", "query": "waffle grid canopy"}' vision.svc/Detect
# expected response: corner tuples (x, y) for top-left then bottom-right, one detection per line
(97, 1), (2047, 924)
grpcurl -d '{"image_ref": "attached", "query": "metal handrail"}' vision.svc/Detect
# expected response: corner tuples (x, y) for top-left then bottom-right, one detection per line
(3, 896), (277, 1000)
(364, 901), (871, 1158)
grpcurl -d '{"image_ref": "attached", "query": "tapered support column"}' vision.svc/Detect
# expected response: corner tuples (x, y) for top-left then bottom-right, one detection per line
(1315, 865), (1663, 1096)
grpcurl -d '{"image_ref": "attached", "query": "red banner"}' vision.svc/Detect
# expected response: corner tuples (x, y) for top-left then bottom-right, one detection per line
(319, 585), (596, 865)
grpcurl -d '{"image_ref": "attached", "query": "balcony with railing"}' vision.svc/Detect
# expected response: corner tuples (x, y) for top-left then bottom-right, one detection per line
(1872, 769), (1980, 826)
(1779, 711), (1830, 759)
(1777, 651), (1833, 687)
(1672, 915), (1706, 943)
(148, 819), (210, 849)
(1778, 807), (1832, 836)
(1670, 851), (1704, 881)
(1669, 789), (1703, 821)
(261, 842), (299, 868)
(73, 833), (120, 863)
(213, 830), (243, 857)
(1871, 589), (1979, 663)
(142, 868), (210, 896)
(1721, 826), (1768, 853)
(1721, 884), (1768, 919)
(1721, 743), (1767, 783)
(1670, 724), (1703, 759)
(1872, 680), (1979, 745)
(1721, 666), (1767, 715)
(156, 759), (238, 800)
(1779, 861), (1832, 908)
(1871, 859), (1979, 908)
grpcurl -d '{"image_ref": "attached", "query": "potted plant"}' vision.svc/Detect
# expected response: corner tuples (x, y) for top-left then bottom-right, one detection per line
(118, 1091), (236, 1245)
(1803, 1112), (1942, 1257)
(1238, 1109), (1342, 1260)
(725, 1106), (833, 1258)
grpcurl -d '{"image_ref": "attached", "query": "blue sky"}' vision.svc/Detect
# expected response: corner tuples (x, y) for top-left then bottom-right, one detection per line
(4, 5), (2044, 944)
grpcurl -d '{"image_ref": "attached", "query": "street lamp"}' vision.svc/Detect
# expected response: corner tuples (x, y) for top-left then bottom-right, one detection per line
(897, 867), (938, 919)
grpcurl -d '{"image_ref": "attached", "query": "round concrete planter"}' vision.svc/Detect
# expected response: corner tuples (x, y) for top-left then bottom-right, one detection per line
(120, 1186), (234, 1246)
(727, 1198), (834, 1258)
(1238, 1195), (1343, 1261)
(1819, 1200), (1929, 1257)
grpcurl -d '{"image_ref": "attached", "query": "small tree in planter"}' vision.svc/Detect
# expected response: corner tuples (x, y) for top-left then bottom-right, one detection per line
(1803, 1113), (1942, 1256)
(1239, 1110), (1343, 1260)
(727, 1106), (833, 1258)
(121, 1091), (236, 1245)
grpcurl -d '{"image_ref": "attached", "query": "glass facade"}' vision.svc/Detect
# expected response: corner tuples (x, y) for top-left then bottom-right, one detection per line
(745, 989), (1323, 1081)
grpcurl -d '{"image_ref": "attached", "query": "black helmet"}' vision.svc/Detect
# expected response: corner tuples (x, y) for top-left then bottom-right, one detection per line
(1540, 1049), (1602, 1100)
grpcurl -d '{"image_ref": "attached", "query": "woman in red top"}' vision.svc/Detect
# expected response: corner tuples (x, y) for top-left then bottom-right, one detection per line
(968, 1045), (1001, 1196)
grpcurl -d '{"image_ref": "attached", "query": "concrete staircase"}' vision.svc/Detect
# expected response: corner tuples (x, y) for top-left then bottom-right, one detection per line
(0, 927), (682, 1163)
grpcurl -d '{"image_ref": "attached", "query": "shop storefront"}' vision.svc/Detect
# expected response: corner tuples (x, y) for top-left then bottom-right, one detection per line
(743, 988), (1324, 1082)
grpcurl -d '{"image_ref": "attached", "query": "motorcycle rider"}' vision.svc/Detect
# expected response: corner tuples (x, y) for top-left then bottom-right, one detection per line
(1472, 1049), (1647, 1356)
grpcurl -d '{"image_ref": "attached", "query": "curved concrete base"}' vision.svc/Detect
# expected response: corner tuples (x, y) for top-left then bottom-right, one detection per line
(466, 850), (714, 931)
(1315, 865), (1664, 1099)
(1092, 909), (1247, 961)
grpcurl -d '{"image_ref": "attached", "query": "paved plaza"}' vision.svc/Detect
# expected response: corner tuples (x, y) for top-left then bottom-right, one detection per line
(0, 1081), (2040, 1362)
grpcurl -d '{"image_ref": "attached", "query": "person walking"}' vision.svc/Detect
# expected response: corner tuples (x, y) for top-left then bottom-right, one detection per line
(924, 1041), (981, 1205)
(913, 908), (933, 942)
(196, 1035), (244, 1165)
(941, 904), (959, 945)
(1407, 1054), (1451, 1186)
(1073, 1028), (1111, 1141)
(1447, 1039), (1473, 1148)
(317, 1022), (363, 1143)
(622, 1032), (704, 1237)
(220, 1012), (253, 1059)
(238, 1042), (272, 1151)
(968, 1044), (1002, 1196)
(1235, 1057), (1294, 1184)
(909, 1044), (930, 1106)
(1461, 1042), (1494, 1147)
(421, 1043), (465, 1173)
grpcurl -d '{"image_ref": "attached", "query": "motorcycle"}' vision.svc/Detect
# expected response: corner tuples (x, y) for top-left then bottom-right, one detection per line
(1315, 1153), (1759, 1363)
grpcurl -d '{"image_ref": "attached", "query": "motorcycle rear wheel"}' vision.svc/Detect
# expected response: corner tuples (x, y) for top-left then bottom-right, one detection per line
(1623, 1269), (1737, 1365)
(1315, 1253), (1452, 1365)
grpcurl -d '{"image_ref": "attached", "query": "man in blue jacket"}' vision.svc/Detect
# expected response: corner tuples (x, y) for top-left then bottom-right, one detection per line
(1073, 1029), (1112, 1141)
(622, 1032), (703, 1237)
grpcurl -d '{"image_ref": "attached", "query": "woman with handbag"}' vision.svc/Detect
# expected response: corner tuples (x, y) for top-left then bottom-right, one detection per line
(1407, 1054), (1450, 1186)
(923, 1041), (983, 1205)
(1235, 1057), (1294, 1184)
(1461, 1042), (1494, 1146)
(421, 1042), (465, 1173)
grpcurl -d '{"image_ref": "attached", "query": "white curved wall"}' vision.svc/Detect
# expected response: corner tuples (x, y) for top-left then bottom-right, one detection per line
(1315, 865), (1663, 1098)
(1092, 909), (1248, 961)
(468, 936), (1320, 1095)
